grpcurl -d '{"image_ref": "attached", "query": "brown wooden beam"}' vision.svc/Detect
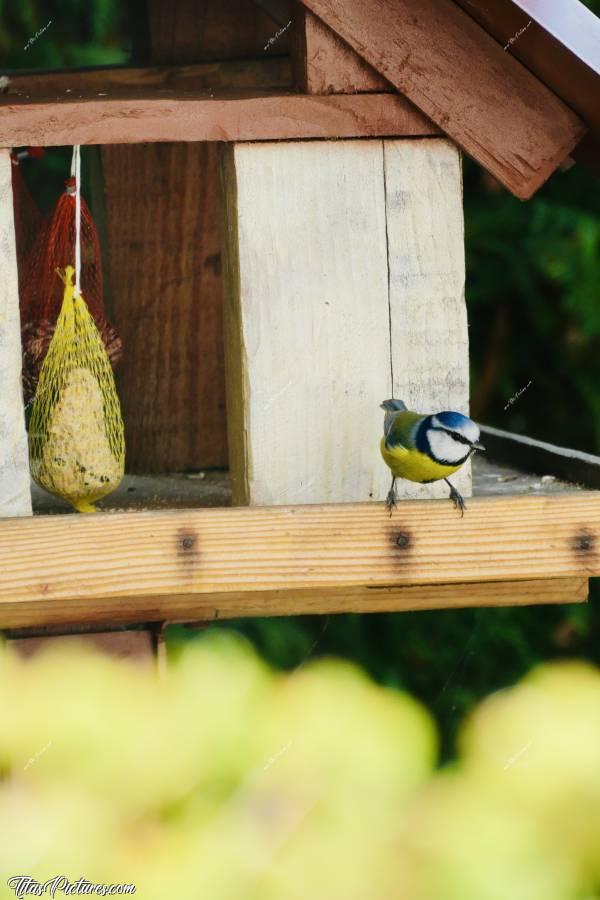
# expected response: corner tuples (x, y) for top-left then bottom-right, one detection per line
(3, 58), (292, 98)
(452, 0), (600, 138)
(291, 2), (388, 93)
(0, 91), (438, 147)
(299, 0), (586, 198)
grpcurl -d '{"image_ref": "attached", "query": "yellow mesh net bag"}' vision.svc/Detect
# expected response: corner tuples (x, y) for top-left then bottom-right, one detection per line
(28, 266), (125, 513)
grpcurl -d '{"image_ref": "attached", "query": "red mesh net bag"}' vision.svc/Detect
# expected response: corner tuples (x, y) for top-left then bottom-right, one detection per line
(21, 174), (105, 326)
(20, 171), (122, 405)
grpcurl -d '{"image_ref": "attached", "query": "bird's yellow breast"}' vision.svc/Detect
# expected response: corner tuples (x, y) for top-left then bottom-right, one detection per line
(380, 437), (461, 484)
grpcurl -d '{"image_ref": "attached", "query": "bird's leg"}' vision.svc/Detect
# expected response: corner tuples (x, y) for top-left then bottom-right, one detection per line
(386, 476), (398, 516)
(445, 478), (466, 517)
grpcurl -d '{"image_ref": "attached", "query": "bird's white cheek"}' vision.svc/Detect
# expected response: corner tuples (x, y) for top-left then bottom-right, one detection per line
(427, 430), (467, 465)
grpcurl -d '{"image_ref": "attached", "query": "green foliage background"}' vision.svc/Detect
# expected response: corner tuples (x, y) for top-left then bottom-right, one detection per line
(2, 0), (599, 758)
(0, 0), (131, 68)
(3, 639), (600, 899)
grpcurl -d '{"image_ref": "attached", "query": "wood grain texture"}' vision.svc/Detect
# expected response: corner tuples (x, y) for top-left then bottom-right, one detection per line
(299, 0), (586, 198)
(222, 140), (392, 505)
(292, 3), (388, 93)
(452, 0), (600, 137)
(157, 577), (587, 620)
(5, 58), (292, 97)
(100, 0), (239, 474)
(0, 150), (31, 517)
(387, 139), (470, 500)
(102, 143), (227, 472)
(221, 139), (469, 505)
(0, 577), (587, 630)
(220, 147), (248, 505)
(0, 493), (597, 628)
(0, 92), (439, 147)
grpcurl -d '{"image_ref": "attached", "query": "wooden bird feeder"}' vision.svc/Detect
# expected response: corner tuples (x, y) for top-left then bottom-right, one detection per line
(1, 0), (599, 655)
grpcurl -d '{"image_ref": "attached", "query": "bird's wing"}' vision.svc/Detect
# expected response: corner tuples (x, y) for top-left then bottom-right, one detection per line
(381, 399), (406, 441)
(385, 410), (423, 449)
(383, 408), (399, 443)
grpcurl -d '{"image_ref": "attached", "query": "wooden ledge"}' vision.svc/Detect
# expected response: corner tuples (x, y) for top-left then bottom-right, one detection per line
(482, 424), (600, 489)
(0, 579), (588, 632)
(0, 491), (596, 629)
(0, 90), (438, 147)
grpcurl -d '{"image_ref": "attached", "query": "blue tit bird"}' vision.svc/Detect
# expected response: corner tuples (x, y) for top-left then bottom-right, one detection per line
(380, 399), (485, 516)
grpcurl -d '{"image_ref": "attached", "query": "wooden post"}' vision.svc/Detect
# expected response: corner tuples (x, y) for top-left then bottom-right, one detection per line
(386, 139), (470, 500)
(0, 152), (152, 657)
(221, 137), (469, 506)
(0, 149), (31, 517)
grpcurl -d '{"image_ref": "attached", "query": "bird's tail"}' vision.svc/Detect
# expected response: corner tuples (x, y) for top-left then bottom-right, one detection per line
(380, 399), (407, 412)
(380, 399), (407, 442)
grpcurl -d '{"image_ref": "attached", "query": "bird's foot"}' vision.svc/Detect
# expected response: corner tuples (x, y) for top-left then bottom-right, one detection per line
(448, 483), (466, 517)
(385, 486), (398, 517)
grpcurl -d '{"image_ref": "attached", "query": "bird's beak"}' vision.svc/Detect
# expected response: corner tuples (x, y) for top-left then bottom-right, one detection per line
(472, 441), (486, 452)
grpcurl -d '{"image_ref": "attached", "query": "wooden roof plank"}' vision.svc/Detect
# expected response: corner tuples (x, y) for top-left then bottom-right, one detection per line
(300, 0), (587, 198)
(292, 4), (389, 93)
(453, 0), (600, 137)
(0, 91), (438, 147)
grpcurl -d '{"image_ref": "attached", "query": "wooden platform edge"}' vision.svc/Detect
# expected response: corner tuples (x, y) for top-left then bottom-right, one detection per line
(481, 425), (600, 490)
(0, 92), (438, 147)
(0, 577), (587, 631)
(0, 493), (598, 631)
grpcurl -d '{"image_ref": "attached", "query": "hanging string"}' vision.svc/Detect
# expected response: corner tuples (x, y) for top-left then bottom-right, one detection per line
(70, 145), (82, 298)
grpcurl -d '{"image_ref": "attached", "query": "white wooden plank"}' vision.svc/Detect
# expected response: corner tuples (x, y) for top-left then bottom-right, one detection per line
(385, 138), (471, 499)
(223, 140), (392, 505)
(0, 150), (32, 517)
(222, 138), (470, 506)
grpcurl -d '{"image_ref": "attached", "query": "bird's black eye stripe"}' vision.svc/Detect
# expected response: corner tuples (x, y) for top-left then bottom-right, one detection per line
(432, 427), (472, 446)
(451, 430), (472, 446)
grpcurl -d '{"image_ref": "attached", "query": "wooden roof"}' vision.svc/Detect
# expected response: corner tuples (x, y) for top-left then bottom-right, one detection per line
(1, 0), (598, 199)
(453, 0), (600, 153)
(298, 0), (599, 198)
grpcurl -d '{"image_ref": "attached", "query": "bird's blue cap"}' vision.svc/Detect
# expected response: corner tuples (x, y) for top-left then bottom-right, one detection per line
(434, 411), (474, 430)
